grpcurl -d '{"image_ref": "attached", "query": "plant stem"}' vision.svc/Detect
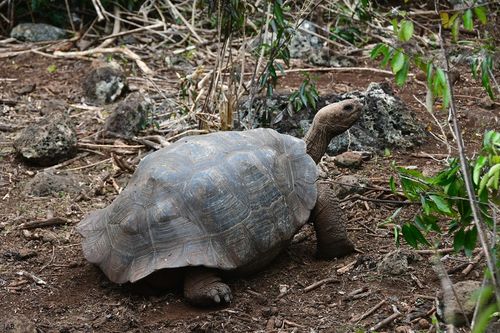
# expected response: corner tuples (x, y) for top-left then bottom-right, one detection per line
(437, 24), (500, 307)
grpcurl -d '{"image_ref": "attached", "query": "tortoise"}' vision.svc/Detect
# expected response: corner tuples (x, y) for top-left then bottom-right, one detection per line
(77, 98), (363, 306)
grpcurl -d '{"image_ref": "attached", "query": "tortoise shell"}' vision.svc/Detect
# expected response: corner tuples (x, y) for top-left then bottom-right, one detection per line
(77, 128), (317, 283)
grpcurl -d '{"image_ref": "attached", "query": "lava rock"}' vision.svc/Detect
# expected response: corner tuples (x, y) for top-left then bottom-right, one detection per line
(377, 249), (422, 276)
(289, 20), (322, 58)
(328, 82), (427, 154)
(239, 83), (426, 155)
(437, 280), (482, 327)
(333, 151), (364, 169)
(82, 64), (127, 105)
(1, 314), (36, 333)
(13, 112), (77, 166)
(25, 170), (82, 197)
(331, 174), (370, 199)
(308, 47), (357, 67)
(10, 23), (67, 42)
(103, 92), (153, 138)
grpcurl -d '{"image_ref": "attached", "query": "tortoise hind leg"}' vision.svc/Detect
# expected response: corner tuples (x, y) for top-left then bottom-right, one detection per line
(184, 267), (232, 306)
(311, 182), (355, 259)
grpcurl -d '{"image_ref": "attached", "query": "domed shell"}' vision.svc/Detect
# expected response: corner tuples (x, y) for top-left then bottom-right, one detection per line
(77, 128), (317, 283)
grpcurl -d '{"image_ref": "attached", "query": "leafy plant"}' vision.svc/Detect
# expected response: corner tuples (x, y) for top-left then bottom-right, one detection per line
(370, 4), (496, 107)
(288, 74), (319, 113)
(258, 0), (292, 97)
(391, 130), (499, 254)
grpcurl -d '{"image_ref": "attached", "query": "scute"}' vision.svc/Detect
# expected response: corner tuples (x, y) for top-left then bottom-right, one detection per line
(77, 128), (318, 283)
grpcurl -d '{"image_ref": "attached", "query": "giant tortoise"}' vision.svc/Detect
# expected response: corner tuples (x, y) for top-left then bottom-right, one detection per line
(77, 99), (363, 306)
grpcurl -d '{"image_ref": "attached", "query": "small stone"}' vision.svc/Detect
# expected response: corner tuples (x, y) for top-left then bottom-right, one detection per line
(10, 23), (67, 42)
(332, 174), (371, 199)
(479, 96), (496, 110)
(25, 170), (82, 197)
(417, 318), (430, 329)
(13, 111), (77, 166)
(333, 151), (363, 168)
(438, 280), (482, 327)
(82, 63), (127, 105)
(16, 249), (37, 260)
(103, 92), (153, 138)
(395, 325), (412, 333)
(377, 249), (421, 276)
(22, 230), (32, 239)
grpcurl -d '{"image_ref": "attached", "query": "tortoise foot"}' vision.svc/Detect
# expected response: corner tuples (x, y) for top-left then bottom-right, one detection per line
(316, 238), (355, 260)
(184, 268), (232, 306)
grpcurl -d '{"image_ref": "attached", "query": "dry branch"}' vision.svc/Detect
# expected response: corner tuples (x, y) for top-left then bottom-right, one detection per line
(53, 47), (153, 75)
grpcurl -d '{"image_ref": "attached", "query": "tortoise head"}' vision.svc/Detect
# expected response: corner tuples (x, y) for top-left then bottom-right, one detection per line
(304, 99), (363, 164)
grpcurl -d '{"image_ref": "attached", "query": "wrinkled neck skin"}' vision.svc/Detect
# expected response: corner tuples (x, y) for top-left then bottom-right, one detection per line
(304, 115), (349, 164)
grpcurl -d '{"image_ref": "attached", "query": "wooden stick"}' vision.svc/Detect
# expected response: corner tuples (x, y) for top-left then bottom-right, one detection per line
(350, 299), (387, 323)
(17, 217), (69, 230)
(53, 47), (153, 75)
(369, 305), (401, 331)
(282, 66), (394, 76)
(17, 270), (47, 285)
(414, 248), (454, 255)
(303, 277), (339, 293)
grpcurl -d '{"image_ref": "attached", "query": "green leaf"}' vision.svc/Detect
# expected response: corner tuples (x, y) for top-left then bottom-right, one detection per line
(380, 49), (393, 68)
(391, 18), (399, 35)
(370, 43), (388, 59)
(436, 68), (446, 87)
(453, 228), (465, 252)
(440, 12), (450, 28)
(473, 6), (487, 25)
(395, 59), (410, 86)
(464, 227), (477, 256)
(398, 20), (414, 42)
(47, 64), (57, 73)
(473, 156), (487, 185)
(429, 194), (453, 215)
(389, 176), (396, 193)
(426, 63), (433, 86)
(451, 15), (460, 42)
(402, 223), (430, 248)
(463, 9), (473, 31)
(402, 224), (418, 248)
(391, 51), (405, 74)
(273, 2), (285, 27)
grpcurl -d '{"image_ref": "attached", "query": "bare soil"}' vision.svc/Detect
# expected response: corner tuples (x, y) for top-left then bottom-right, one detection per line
(0, 52), (498, 333)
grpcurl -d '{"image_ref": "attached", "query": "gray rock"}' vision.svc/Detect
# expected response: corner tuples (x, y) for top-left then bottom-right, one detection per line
(328, 82), (427, 154)
(331, 174), (370, 199)
(103, 92), (153, 138)
(13, 112), (77, 166)
(438, 280), (482, 327)
(377, 249), (421, 276)
(25, 170), (82, 197)
(333, 151), (363, 169)
(289, 20), (322, 58)
(1, 314), (36, 333)
(308, 47), (357, 67)
(10, 23), (67, 42)
(82, 64), (127, 105)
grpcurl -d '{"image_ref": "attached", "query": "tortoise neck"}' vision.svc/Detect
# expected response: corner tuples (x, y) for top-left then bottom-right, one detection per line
(304, 121), (334, 164)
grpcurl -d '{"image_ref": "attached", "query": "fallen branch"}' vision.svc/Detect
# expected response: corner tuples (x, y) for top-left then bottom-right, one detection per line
(17, 217), (69, 230)
(17, 270), (47, 285)
(351, 299), (387, 322)
(369, 305), (401, 331)
(303, 277), (339, 293)
(53, 47), (153, 75)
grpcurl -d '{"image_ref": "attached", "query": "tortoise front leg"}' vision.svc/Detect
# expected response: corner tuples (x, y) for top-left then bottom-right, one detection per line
(184, 267), (232, 306)
(311, 182), (355, 259)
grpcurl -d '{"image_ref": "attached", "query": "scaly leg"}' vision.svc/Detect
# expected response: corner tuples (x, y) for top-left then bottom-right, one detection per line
(311, 182), (355, 259)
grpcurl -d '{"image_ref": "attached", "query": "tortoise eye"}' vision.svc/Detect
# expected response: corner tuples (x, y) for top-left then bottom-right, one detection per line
(343, 104), (353, 111)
